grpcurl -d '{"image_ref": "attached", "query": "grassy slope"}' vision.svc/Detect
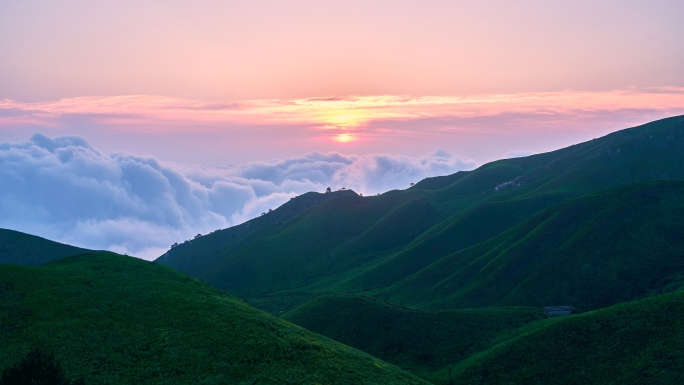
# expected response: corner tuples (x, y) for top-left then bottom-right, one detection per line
(283, 290), (684, 385)
(334, 192), (571, 292)
(162, 189), (449, 298)
(156, 191), (342, 275)
(0, 228), (91, 266)
(282, 294), (544, 384)
(157, 115), (684, 309)
(452, 289), (684, 385)
(379, 180), (684, 311)
(0, 253), (428, 385)
(211, 190), (445, 296)
(345, 115), (684, 290)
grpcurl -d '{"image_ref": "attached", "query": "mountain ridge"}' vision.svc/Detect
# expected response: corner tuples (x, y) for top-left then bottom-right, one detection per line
(156, 115), (684, 313)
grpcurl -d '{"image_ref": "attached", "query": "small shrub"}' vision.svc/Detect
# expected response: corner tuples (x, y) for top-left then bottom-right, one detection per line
(0, 349), (84, 385)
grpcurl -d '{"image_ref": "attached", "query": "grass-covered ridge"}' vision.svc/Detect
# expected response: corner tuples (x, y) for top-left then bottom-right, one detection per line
(0, 253), (428, 385)
(156, 115), (684, 310)
(282, 293), (544, 384)
(379, 180), (684, 311)
(0, 228), (92, 266)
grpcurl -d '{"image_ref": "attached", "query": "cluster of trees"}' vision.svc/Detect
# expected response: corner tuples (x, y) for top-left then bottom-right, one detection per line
(325, 187), (347, 193)
(171, 233), (204, 249)
(324, 182), (414, 196)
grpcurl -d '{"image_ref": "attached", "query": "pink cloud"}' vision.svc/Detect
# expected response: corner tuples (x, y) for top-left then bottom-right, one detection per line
(2, 88), (684, 133)
(1, 89), (683, 167)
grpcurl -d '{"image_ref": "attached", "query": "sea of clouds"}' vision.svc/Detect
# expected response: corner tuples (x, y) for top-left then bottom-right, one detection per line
(0, 134), (477, 260)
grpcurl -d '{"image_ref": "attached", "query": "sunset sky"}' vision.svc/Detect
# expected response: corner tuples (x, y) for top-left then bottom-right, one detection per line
(1, 1), (683, 258)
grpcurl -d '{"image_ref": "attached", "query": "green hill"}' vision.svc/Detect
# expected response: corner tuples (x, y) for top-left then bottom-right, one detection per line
(451, 289), (684, 385)
(282, 293), (544, 384)
(160, 189), (449, 302)
(0, 253), (428, 384)
(378, 180), (684, 311)
(283, 288), (684, 385)
(157, 115), (684, 312)
(337, 114), (684, 292)
(0, 228), (92, 266)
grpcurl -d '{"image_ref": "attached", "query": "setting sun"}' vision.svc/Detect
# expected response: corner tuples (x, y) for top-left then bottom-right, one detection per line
(334, 133), (355, 143)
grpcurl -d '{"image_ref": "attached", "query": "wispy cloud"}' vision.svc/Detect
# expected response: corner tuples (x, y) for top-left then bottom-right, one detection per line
(2, 88), (684, 135)
(2, 88), (683, 168)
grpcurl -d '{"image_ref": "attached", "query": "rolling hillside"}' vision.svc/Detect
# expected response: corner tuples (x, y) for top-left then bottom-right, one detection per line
(451, 289), (684, 385)
(377, 180), (684, 311)
(0, 253), (428, 385)
(283, 285), (684, 385)
(157, 115), (684, 311)
(0, 228), (92, 266)
(282, 293), (544, 384)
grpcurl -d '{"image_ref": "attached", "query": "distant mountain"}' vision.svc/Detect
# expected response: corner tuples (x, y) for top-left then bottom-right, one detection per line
(156, 115), (684, 312)
(0, 228), (92, 265)
(0, 252), (427, 384)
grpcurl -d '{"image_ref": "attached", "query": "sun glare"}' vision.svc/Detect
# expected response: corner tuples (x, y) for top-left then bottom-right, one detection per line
(334, 133), (355, 143)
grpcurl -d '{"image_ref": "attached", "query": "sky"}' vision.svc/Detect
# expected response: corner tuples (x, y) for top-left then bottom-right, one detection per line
(1, 1), (684, 259)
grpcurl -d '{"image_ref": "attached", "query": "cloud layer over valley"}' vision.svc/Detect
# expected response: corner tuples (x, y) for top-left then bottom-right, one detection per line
(0, 134), (476, 259)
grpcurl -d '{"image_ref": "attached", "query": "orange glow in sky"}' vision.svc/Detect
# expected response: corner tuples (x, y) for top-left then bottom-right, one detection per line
(2, 89), (684, 132)
(334, 133), (356, 143)
(1, 1), (683, 164)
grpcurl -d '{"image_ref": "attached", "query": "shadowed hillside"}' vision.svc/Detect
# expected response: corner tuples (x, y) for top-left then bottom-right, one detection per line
(282, 293), (544, 384)
(0, 253), (428, 385)
(283, 288), (684, 385)
(0, 228), (92, 266)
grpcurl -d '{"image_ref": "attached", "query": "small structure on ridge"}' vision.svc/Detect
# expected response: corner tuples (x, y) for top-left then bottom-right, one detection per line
(542, 306), (574, 317)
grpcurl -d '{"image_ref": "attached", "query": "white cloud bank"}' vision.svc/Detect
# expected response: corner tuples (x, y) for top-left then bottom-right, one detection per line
(0, 134), (476, 260)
